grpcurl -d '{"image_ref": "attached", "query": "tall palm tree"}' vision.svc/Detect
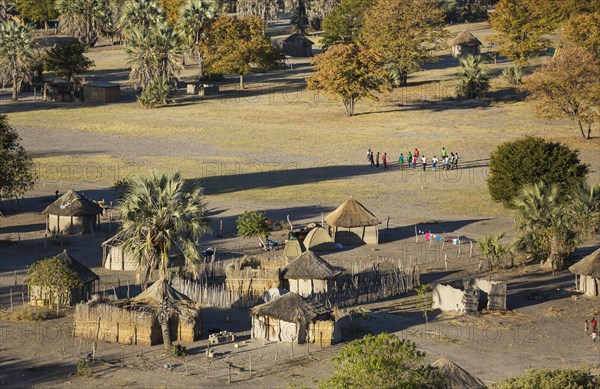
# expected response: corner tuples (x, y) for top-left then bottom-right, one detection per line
(56, 0), (112, 47)
(512, 182), (576, 271)
(180, 0), (217, 79)
(0, 20), (33, 101)
(121, 0), (166, 34)
(119, 171), (210, 350)
(456, 54), (490, 99)
(126, 23), (184, 90)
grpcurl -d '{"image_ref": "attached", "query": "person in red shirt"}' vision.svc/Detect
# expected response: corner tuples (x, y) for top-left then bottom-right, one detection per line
(592, 317), (598, 333)
(414, 148), (420, 158)
(382, 152), (388, 170)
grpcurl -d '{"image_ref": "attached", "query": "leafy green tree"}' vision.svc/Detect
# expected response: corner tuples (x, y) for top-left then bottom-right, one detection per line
(476, 232), (513, 278)
(236, 210), (270, 248)
(321, 0), (374, 48)
(318, 333), (444, 389)
(414, 281), (432, 323)
(496, 367), (599, 389)
(15, 0), (57, 30)
(44, 41), (94, 86)
(456, 54), (490, 98)
(487, 137), (588, 206)
(199, 16), (283, 89)
(490, 0), (552, 65)
(180, 0), (217, 79)
(307, 43), (390, 116)
(563, 12), (600, 59)
(121, 0), (166, 34)
(56, 0), (112, 47)
(512, 182), (576, 271)
(0, 115), (36, 206)
(0, 20), (34, 101)
(126, 23), (184, 90)
(360, 0), (448, 85)
(119, 171), (210, 350)
(26, 256), (82, 307)
(524, 47), (600, 140)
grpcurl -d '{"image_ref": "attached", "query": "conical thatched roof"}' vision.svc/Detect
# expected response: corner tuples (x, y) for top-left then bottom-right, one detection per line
(325, 197), (381, 228)
(432, 358), (486, 389)
(42, 189), (103, 217)
(569, 248), (600, 278)
(283, 250), (341, 280)
(251, 292), (331, 324)
(54, 250), (99, 283)
(133, 280), (193, 306)
(451, 31), (482, 47)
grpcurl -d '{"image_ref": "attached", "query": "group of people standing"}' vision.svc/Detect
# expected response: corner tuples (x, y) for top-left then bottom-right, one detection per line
(585, 317), (598, 342)
(367, 147), (460, 172)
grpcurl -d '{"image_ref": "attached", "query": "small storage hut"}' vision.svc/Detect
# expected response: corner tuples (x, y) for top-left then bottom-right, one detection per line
(325, 197), (381, 245)
(431, 358), (486, 389)
(42, 189), (103, 235)
(303, 227), (335, 251)
(102, 232), (138, 271)
(251, 292), (341, 345)
(74, 280), (201, 345)
(83, 82), (120, 103)
(283, 250), (341, 297)
(569, 248), (600, 297)
(282, 33), (314, 57)
(29, 250), (99, 307)
(451, 31), (483, 58)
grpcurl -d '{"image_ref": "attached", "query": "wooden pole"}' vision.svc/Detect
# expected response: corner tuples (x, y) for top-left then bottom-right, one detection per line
(415, 226), (418, 242)
(10, 288), (13, 311)
(444, 253), (448, 270)
(249, 353), (252, 378)
(228, 362), (232, 383)
(470, 241), (473, 258)
(275, 341), (278, 363)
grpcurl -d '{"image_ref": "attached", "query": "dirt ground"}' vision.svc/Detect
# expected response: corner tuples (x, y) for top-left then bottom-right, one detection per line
(1, 19), (600, 388)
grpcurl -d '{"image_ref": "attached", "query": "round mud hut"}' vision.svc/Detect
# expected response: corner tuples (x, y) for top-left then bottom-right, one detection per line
(569, 248), (600, 297)
(283, 250), (341, 297)
(303, 227), (335, 252)
(42, 189), (103, 235)
(431, 358), (486, 389)
(451, 30), (483, 58)
(325, 197), (381, 245)
(251, 292), (341, 345)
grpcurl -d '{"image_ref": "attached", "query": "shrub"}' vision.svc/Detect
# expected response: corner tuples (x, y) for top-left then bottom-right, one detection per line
(236, 211), (271, 248)
(496, 367), (599, 389)
(26, 255), (82, 307)
(502, 65), (523, 85)
(170, 344), (189, 357)
(456, 54), (490, 99)
(76, 359), (92, 377)
(487, 137), (588, 206)
(138, 76), (172, 109)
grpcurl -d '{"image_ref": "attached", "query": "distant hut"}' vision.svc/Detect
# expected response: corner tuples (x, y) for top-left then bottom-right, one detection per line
(29, 250), (99, 307)
(451, 31), (482, 58)
(282, 33), (314, 57)
(282, 238), (305, 259)
(325, 197), (381, 245)
(569, 248), (600, 297)
(74, 280), (201, 346)
(251, 292), (341, 345)
(431, 358), (486, 389)
(42, 189), (103, 235)
(102, 232), (138, 271)
(283, 250), (341, 297)
(83, 82), (120, 103)
(303, 227), (335, 252)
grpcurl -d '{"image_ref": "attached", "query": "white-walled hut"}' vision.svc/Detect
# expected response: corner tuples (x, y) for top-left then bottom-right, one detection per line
(569, 248), (600, 297)
(29, 250), (99, 307)
(325, 197), (381, 245)
(282, 33), (314, 57)
(303, 227), (335, 252)
(42, 189), (103, 235)
(83, 82), (121, 103)
(283, 250), (341, 297)
(251, 292), (341, 345)
(451, 31), (482, 58)
(102, 232), (138, 271)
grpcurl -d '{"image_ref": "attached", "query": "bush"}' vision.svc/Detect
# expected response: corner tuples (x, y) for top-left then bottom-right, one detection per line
(456, 55), (490, 99)
(487, 137), (588, 206)
(170, 344), (189, 357)
(236, 211), (271, 248)
(502, 65), (523, 85)
(76, 359), (92, 377)
(496, 367), (599, 389)
(138, 76), (172, 109)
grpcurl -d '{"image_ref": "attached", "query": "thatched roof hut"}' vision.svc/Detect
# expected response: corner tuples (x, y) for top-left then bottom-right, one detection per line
(29, 250), (99, 307)
(74, 280), (201, 346)
(42, 189), (103, 235)
(325, 197), (381, 245)
(303, 227), (335, 252)
(569, 248), (600, 297)
(451, 31), (482, 58)
(251, 292), (341, 345)
(283, 250), (341, 297)
(282, 33), (314, 57)
(432, 358), (486, 389)
(102, 232), (138, 271)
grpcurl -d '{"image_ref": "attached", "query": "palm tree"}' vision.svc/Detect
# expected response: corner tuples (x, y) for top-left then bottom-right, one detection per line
(476, 232), (513, 280)
(56, 0), (112, 47)
(121, 0), (166, 34)
(119, 171), (210, 350)
(0, 21), (33, 101)
(456, 54), (490, 99)
(568, 184), (600, 237)
(126, 23), (184, 90)
(180, 0), (217, 79)
(512, 182), (577, 271)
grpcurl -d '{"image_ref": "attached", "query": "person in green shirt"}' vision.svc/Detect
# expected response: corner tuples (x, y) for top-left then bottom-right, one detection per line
(441, 147), (447, 158)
